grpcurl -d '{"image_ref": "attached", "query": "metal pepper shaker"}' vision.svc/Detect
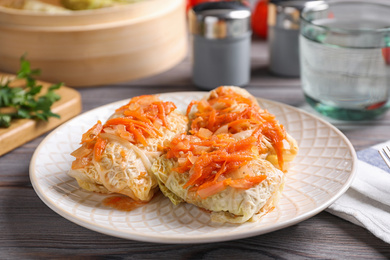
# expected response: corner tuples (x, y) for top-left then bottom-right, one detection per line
(189, 2), (252, 90)
(268, 0), (320, 77)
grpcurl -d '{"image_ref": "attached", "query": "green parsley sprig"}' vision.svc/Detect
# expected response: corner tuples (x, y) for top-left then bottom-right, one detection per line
(0, 56), (62, 128)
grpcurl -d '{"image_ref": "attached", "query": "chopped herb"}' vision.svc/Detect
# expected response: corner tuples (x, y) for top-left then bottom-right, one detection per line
(0, 56), (62, 128)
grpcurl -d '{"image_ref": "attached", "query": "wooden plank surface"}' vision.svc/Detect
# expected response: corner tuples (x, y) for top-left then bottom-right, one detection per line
(0, 38), (389, 259)
(0, 73), (82, 156)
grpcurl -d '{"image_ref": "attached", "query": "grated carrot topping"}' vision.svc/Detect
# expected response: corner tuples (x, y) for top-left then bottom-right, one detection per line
(167, 133), (258, 191)
(188, 87), (287, 170)
(72, 95), (177, 169)
(93, 137), (108, 162)
(165, 86), (288, 199)
(104, 97), (177, 144)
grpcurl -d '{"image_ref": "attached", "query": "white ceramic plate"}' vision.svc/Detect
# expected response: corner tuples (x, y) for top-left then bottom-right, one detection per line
(30, 92), (357, 244)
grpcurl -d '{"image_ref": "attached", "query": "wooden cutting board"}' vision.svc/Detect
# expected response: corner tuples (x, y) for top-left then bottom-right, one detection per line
(0, 72), (82, 156)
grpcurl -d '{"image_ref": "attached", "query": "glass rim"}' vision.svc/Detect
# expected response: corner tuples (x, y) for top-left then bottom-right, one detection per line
(300, 1), (390, 34)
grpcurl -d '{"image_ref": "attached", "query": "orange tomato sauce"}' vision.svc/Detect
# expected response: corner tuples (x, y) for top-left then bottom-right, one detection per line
(102, 196), (146, 212)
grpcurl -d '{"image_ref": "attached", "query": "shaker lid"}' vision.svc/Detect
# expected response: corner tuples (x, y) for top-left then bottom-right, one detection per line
(268, 0), (321, 30)
(189, 2), (251, 39)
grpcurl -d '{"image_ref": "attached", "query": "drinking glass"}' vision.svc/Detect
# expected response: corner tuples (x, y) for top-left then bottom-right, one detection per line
(300, 1), (390, 120)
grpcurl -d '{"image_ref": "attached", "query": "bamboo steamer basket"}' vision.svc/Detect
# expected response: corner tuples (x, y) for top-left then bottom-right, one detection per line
(0, 0), (187, 86)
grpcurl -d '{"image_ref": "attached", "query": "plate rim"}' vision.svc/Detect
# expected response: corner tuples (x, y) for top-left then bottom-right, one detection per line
(29, 91), (357, 244)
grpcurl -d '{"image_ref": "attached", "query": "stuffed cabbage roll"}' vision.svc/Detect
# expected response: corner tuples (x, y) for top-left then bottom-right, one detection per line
(152, 134), (286, 223)
(69, 95), (188, 202)
(152, 86), (298, 223)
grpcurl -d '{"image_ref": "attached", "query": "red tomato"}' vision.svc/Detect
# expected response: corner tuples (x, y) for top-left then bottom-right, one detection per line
(186, 0), (194, 12)
(251, 0), (268, 38)
(382, 47), (390, 65)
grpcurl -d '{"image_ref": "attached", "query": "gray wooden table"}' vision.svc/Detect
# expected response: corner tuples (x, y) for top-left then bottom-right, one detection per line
(1, 39), (389, 259)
